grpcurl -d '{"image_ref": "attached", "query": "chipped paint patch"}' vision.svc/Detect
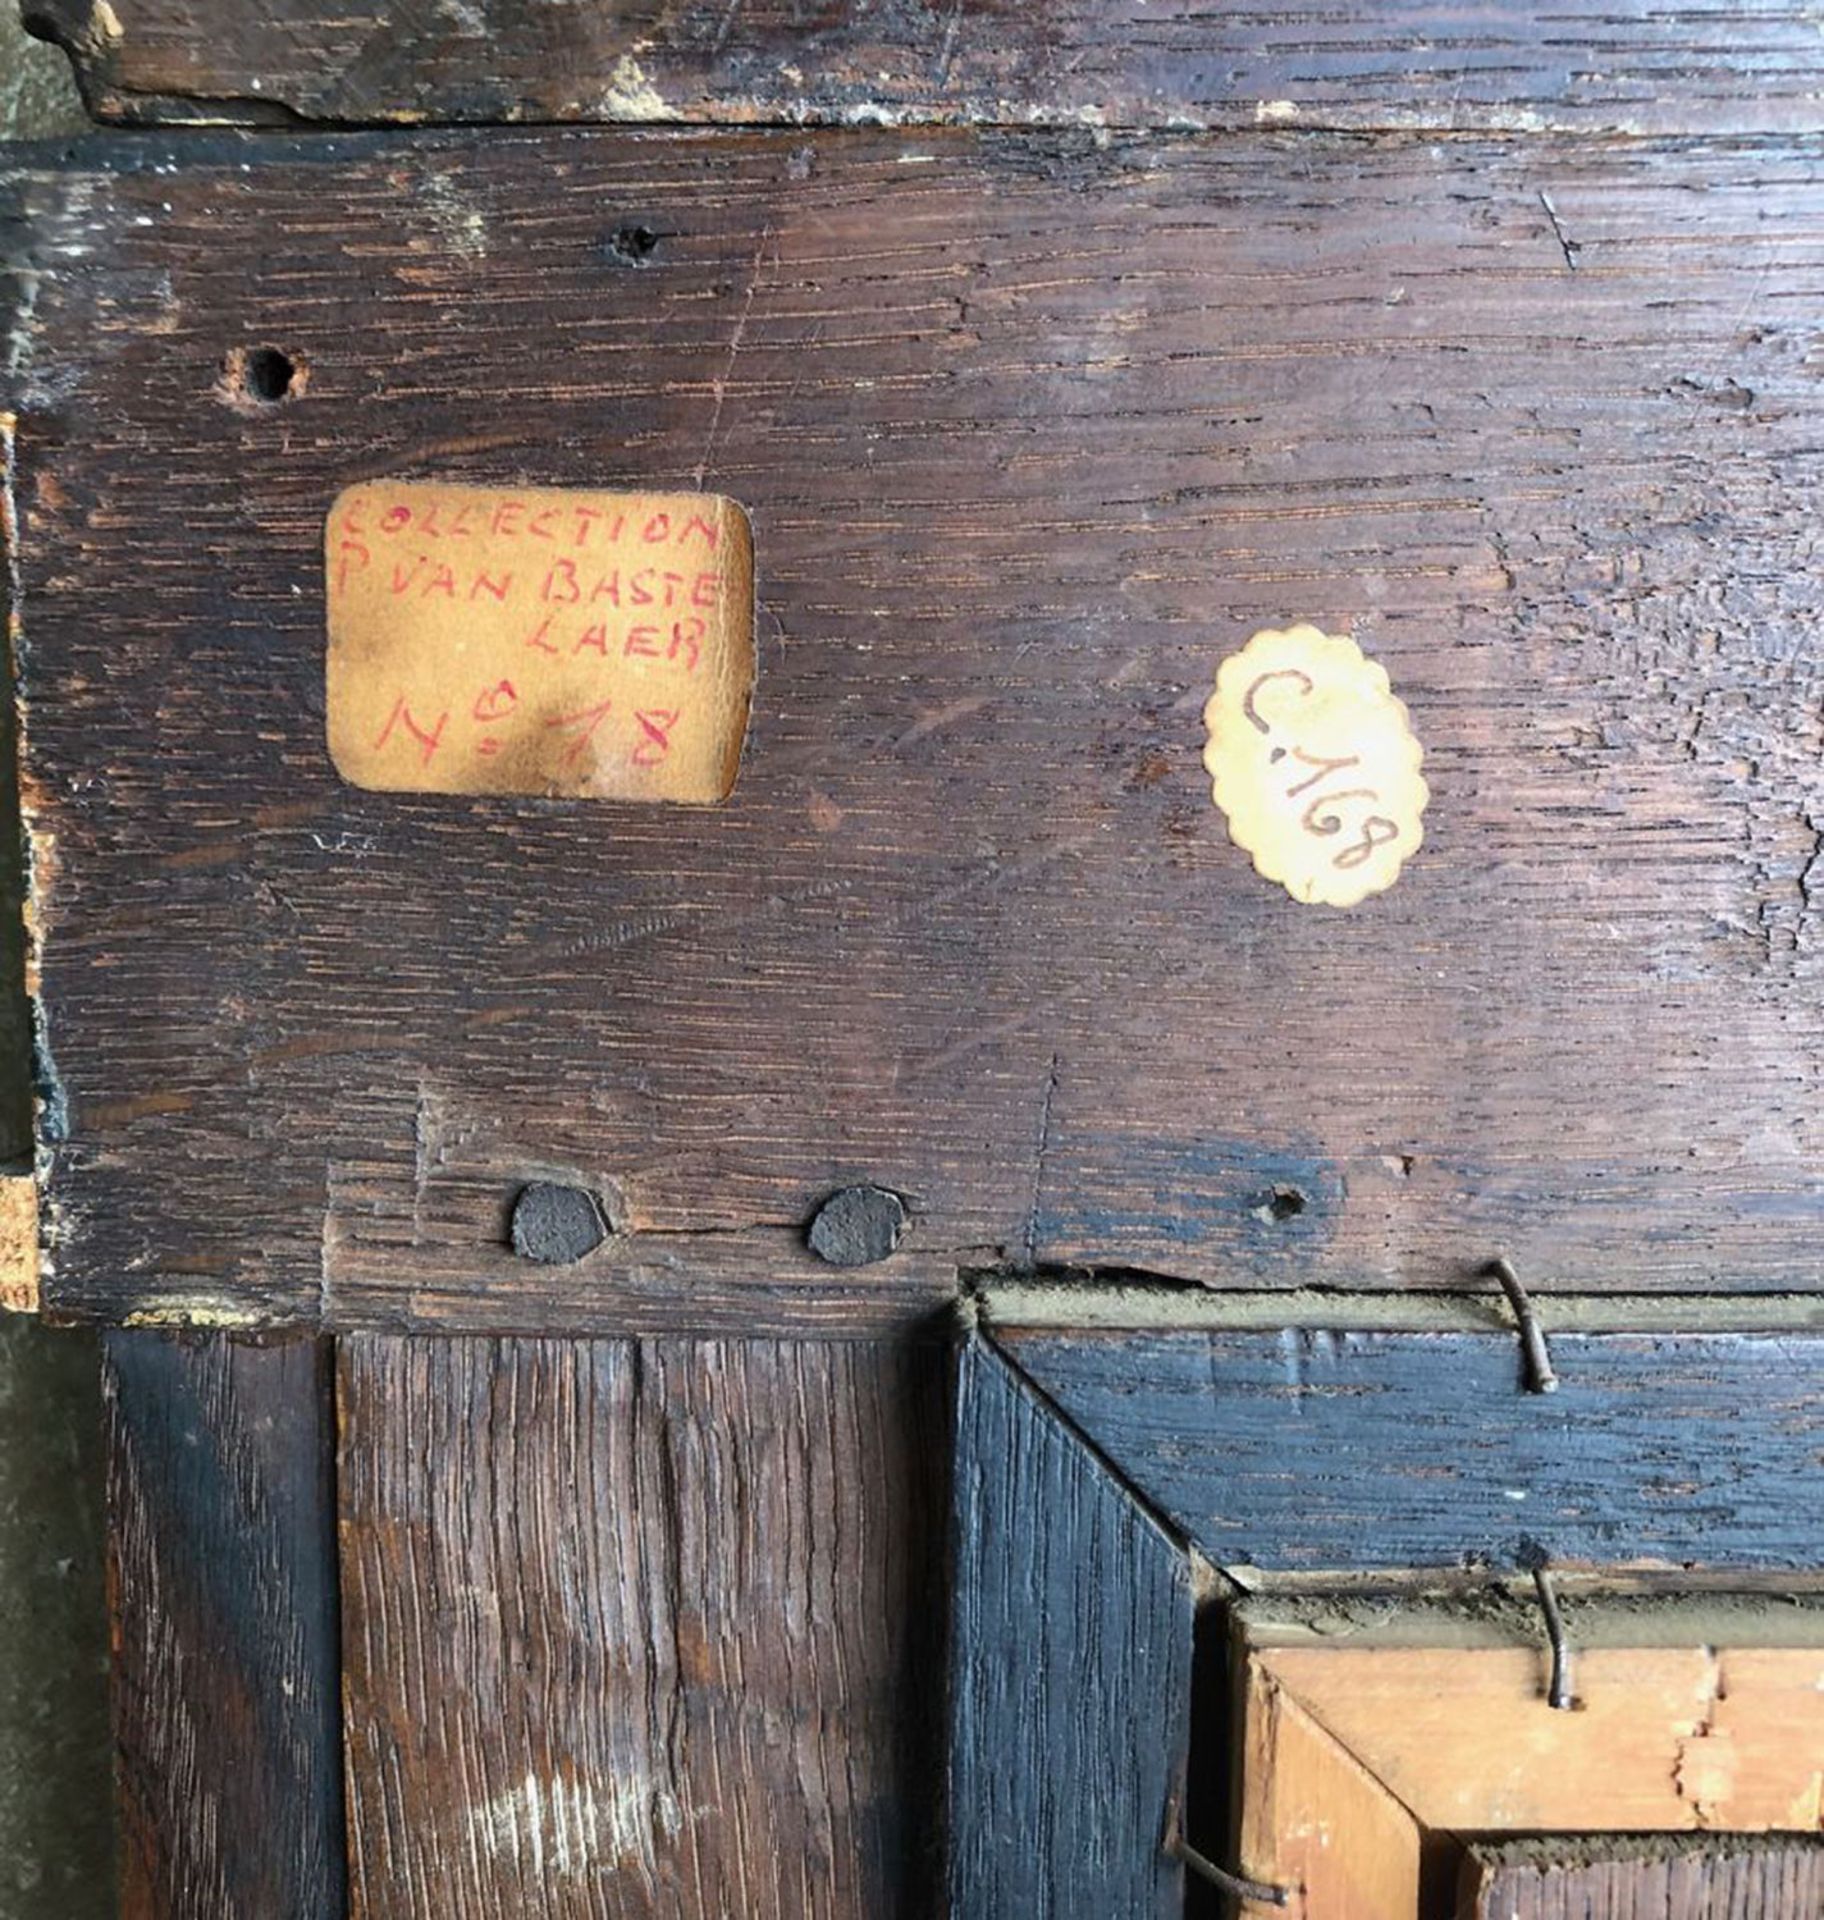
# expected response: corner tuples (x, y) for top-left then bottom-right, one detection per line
(0, 1176), (38, 1314)
(121, 1293), (270, 1330)
(599, 54), (669, 121)
(1256, 99), (1300, 123)
(1, 417), (68, 1153)
(420, 168), (488, 259)
(4, 271), (41, 379)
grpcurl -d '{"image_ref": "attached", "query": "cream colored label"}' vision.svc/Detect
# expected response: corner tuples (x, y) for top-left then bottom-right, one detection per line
(326, 482), (754, 802)
(1203, 626), (1427, 907)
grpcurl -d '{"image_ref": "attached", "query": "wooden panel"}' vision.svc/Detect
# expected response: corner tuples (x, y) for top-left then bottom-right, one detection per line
(1462, 1837), (1824, 1918)
(104, 1331), (344, 1920)
(1255, 1643), (1824, 1833)
(948, 1335), (1191, 1919)
(336, 1335), (946, 1920)
(1236, 1665), (1420, 1920)
(993, 1326), (1824, 1572)
(10, 129), (1824, 1330)
(24, 0), (1824, 135)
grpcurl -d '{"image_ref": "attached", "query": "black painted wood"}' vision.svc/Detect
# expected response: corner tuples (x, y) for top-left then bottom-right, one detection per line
(992, 1326), (1824, 1573)
(103, 1332), (345, 1920)
(948, 1335), (1191, 1920)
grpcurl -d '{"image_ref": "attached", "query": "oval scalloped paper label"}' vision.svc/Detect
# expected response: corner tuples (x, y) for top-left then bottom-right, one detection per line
(1203, 626), (1427, 907)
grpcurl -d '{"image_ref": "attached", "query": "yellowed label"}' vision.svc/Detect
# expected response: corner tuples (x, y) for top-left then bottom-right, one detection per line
(326, 481), (754, 802)
(1203, 626), (1427, 907)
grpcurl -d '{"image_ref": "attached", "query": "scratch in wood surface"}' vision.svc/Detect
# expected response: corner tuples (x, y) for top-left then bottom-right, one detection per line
(692, 225), (772, 490)
(1022, 1052), (1060, 1267)
(708, 0), (744, 58)
(471, 1767), (685, 1882)
(1537, 189), (1580, 270)
(891, 694), (994, 750)
(896, 1009), (1036, 1086)
(411, 1080), (440, 1246)
(935, 0), (965, 85)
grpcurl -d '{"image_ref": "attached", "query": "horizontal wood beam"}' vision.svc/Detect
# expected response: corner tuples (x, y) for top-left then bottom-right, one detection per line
(993, 1324), (1824, 1572)
(9, 128), (1824, 1330)
(24, 0), (1824, 136)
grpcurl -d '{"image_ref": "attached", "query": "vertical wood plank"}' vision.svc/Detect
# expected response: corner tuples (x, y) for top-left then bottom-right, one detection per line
(947, 1336), (1192, 1919)
(337, 1335), (946, 1920)
(104, 1331), (344, 1920)
(1462, 1837), (1824, 1917)
(1236, 1666), (1420, 1919)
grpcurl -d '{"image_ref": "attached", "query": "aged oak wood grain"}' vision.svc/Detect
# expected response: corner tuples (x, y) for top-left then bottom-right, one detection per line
(6, 127), (1824, 1329)
(1461, 1837), (1824, 1919)
(104, 1331), (344, 1920)
(991, 1325), (1824, 1572)
(23, 0), (1824, 136)
(948, 1334), (1191, 1919)
(336, 1334), (946, 1919)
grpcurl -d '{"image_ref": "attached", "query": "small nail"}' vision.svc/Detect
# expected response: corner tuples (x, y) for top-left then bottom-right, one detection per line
(1488, 1255), (1559, 1394)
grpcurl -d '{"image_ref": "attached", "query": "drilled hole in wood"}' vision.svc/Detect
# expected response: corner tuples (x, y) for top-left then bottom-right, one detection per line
(606, 223), (660, 266)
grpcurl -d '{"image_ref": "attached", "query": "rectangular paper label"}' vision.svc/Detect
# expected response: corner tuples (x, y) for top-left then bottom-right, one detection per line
(325, 481), (754, 802)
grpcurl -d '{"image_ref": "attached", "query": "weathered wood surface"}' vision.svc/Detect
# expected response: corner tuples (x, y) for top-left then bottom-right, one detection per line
(337, 1335), (946, 1919)
(104, 1332), (344, 1920)
(948, 1336), (1191, 1919)
(7, 127), (1824, 1329)
(24, 0), (1824, 135)
(1462, 1837), (1824, 1919)
(992, 1325), (1824, 1572)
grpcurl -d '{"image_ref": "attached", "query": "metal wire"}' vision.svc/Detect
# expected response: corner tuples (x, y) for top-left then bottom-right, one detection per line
(1174, 1837), (1291, 1907)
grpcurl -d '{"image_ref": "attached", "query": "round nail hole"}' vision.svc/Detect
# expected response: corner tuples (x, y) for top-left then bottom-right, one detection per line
(607, 222), (660, 266)
(1261, 1184), (1307, 1224)
(242, 345), (297, 403)
(219, 343), (304, 412)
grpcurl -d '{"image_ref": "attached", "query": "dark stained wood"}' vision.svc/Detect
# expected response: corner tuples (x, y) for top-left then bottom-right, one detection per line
(948, 1334), (1191, 1919)
(103, 1331), (345, 1920)
(8, 127), (1824, 1330)
(24, 0), (1824, 136)
(991, 1323), (1824, 1573)
(336, 1334), (946, 1919)
(1461, 1836), (1824, 1919)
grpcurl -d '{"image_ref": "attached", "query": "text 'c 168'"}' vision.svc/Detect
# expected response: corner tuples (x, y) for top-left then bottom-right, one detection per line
(1203, 624), (1428, 908)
